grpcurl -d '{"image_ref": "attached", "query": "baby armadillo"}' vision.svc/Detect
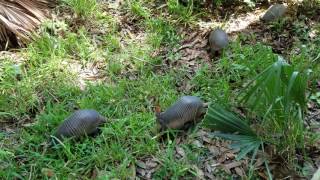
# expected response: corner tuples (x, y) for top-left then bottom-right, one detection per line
(209, 28), (229, 53)
(156, 96), (207, 130)
(261, 4), (287, 22)
(54, 109), (106, 139)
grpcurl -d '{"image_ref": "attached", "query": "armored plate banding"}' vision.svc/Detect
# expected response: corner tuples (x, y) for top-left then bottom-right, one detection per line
(156, 96), (206, 130)
(209, 28), (229, 52)
(54, 109), (106, 139)
(261, 4), (287, 22)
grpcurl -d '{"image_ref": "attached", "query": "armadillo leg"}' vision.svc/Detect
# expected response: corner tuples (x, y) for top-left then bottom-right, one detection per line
(89, 128), (101, 137)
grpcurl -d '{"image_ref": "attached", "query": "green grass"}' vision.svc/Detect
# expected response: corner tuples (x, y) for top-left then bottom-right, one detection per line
(62, 0), (98, 18)
(1, 0), (320, 179)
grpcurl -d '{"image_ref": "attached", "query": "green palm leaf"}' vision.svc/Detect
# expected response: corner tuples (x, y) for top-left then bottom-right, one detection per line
(203, 103), (262, 160)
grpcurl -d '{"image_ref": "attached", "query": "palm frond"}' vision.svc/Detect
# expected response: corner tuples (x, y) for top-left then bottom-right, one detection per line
(202, 103), (262, 160)
(241, 56), (310, 115)
(0, 0), (56, 50)
(203, 103), (256, 136)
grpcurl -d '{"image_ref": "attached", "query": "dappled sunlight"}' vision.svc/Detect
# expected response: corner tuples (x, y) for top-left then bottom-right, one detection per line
(1, 0), (320, 179)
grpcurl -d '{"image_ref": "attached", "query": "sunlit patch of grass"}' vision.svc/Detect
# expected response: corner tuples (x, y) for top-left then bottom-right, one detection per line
(2, 0), (320, 179)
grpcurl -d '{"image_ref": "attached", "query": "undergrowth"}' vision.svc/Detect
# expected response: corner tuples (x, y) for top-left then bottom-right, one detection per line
(1, 0), (320, 179)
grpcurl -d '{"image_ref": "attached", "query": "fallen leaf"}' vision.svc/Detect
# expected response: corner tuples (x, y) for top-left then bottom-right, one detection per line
(234, 167), (244, 177)
(208, 146), (220, 157)
(204, 172), (215, 180)
(192, 140), (204, 148)
(258, 171), (268, 180)
(224, 161), (242, 170)
(136, 167), (146, 176)
(225, 152), (236, 159)
(41, 168), (54, 177)
(192, 165), (205, 180)
(176, 146), (186, 158)
(136, 160), (147, 169)
(146, 160), (158, 169)
(254, 157), (265, 167)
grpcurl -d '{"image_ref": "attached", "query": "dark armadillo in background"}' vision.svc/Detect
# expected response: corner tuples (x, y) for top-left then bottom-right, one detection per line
(54, 109), (106, 139)
(156, 96), (207, 130)
(261, 4), (287, 22)
(209, 28), (229, 53)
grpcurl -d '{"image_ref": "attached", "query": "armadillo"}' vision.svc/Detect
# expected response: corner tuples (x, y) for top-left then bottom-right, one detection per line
(54, 109), (106, 139)
(209, 28), (229, 53)
(261, 4), (287, 22)
(156, 96), (208, 130)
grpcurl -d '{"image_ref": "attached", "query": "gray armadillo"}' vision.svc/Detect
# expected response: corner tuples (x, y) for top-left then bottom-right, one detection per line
(54, 109), (106, 139)
(209, 28), (229, 53)
(156, 96), (207, 130)
(261, 4), (287, 22)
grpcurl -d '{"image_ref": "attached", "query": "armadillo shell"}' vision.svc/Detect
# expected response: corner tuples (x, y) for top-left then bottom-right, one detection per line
(209, 29), (229, 51)
(261, 4), (287, 22)
(158, 96), (204, 130)
(54, 109), (106, 139)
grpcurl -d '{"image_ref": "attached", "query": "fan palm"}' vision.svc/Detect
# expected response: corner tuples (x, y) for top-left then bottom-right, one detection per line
(0, 0), (55, 50)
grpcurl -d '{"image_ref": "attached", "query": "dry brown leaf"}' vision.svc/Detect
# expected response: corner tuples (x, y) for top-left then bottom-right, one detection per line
(224, 161), (242, 170)
(136, 168), (146, 176)
(192, 165), (205, 180)
(145, 160), (158, 169)
(208, 146), (220, 157)
(176, 146), (186, 158)
(234, 167), (245, 177)
(0, 0), (55, 49)
(192, 140), (204, 148)
(258, 171), (268, 180)
(41, 168), (54, 177)
(254, 157), (265, 167)
(225, 152), (236, 159)
(204, 172), (215, 180)
(174, 38), (200, 53)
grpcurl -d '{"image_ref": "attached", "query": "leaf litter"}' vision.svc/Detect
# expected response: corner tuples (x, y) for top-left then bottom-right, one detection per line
(1, 0), (320, 179)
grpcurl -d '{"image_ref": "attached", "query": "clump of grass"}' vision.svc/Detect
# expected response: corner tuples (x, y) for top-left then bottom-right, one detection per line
(125, 0), (151, 19)
(62, 0), (98, 18)
(146, 17), (180, 48)
(241, 57), (310, 162)
(167, 0), (197, 24)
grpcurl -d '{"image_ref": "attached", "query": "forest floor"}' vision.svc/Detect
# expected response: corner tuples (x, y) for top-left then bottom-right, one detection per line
(1, 0), (320, 179)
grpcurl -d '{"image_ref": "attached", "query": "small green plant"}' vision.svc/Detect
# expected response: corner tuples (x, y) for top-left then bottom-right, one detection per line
(242, 57), (310, 161)
(203, 57), (311, 176)
(62, 0), (97, 18)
